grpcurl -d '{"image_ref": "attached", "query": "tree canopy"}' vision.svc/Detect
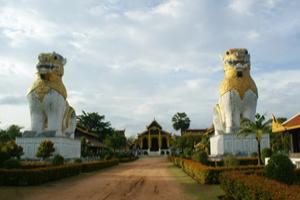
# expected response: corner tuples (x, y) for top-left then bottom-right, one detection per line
(239, 113), (271, 165)
(104, 131), (126, 152)
(172, 112), (190, 135)
(0, 125), (23, 144)
(77, 111), (113, 141)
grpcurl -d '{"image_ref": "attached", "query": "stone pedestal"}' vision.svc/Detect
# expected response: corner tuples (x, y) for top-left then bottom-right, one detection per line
(16, 137), (81, 159)
(210, 133), (270, 156)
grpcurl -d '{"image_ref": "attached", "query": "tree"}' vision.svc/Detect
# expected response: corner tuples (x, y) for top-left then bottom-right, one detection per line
(6, 125), (22, 139)
(77, 111), (113, 141)
(0, 140), (23, 159)
(126, 136), (135, 147)
(36, 140), (55, 160)
(0, 124), (23, 144)
(104, 131), (126, 152)
(172, 112), (190, 135)
(238, 113), (271, 165)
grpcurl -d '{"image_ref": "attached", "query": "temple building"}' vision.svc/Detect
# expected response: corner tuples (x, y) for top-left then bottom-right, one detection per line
(134, 120), (172, 156)
(75, 126), (107, 156)
(272, 113), (300, 167)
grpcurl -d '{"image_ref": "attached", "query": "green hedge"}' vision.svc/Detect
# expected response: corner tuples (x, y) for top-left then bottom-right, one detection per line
(169, 156), (262, 184)
(20, 162), (51, 169)
(0, 159), (118, 186)
(220, 171), (300, 200)
(208, 157), (258, 166)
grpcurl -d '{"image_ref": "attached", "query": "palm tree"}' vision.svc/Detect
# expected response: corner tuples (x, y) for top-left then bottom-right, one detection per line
(238, 113), (271, 165)
(172, 112), (191, 136)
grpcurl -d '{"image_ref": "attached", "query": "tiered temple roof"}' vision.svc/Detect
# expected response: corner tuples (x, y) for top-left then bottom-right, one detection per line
(272, 113), (300, 133)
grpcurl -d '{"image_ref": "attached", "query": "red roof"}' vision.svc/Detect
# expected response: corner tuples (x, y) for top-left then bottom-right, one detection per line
(283, 113), (300, 128)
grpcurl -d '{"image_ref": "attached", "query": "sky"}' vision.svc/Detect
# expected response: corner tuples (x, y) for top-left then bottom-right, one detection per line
(0, 0), (299, 137)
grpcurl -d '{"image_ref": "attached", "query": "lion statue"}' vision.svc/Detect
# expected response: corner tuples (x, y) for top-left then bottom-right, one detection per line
(27, 52), (76, 138)
(213, 48), (258, 134)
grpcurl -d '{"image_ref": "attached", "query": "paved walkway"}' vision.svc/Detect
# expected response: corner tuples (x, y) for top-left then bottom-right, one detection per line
(0, 157), (195, 200)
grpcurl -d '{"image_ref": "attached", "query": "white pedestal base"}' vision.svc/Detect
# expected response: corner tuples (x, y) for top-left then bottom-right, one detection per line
(16, 137), (81, 159)
(210, 133), (270, 156)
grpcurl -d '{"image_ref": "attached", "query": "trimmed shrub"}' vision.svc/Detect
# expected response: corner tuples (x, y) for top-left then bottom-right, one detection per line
(3, 158), (21, 169)
(224, 154), (239, 167)
(169, 156), (262, 184)
(220, 171), (300, 200)
(261, 147), (272, 163)
(265, 153), (295, 184)
(0, 159), (119, 186)
(207, 157), (258, 166)
(52, 154), (64, 166)
(0, 151), (10, 167)
(191, 151), (208, 165)
(36, 140), (55, 160)
(20, 162), (51, 169)
(73, 158), (82, 163)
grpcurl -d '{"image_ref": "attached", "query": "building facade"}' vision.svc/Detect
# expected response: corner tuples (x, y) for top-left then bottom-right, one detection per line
(134, 120), (172, 156)
(272, 113), (300, 168)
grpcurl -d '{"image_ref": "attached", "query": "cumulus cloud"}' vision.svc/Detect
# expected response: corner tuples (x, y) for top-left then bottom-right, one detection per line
(0, 0), (299, 135)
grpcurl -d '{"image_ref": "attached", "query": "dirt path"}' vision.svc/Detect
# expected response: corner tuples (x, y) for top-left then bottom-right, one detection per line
(0, 157), (195, 200)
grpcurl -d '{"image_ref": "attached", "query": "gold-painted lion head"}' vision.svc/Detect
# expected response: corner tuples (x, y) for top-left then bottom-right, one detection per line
(36, 52), (66, 80)
(223, 48), (250, 78)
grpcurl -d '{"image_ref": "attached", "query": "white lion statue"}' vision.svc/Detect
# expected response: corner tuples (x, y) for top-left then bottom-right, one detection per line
(27, 52), (76, 138)
(213, 48), (258, 134)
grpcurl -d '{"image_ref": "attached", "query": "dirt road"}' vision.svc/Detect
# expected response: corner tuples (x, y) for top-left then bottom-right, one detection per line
(0, 157), (195, 200)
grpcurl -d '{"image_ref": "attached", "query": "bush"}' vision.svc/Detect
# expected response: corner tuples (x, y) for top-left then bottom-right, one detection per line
(36, 140), (55, 160)
(0, 140), (23, 159)
(183, 148), (192, 159)
(169, 156), (262, 184)
(0, 151), (10, 167)
(223, 154), (239, 167)
(265, 153), (295, 184)
(100, 149), (114, 160)
(52, 154), (64, 166)
(3, 158), (21, 169)
(191, 151), (208, 165)
(20, 161), (50, 169)
(73, 158), (82, 163)
(220, 171), (300, 200)
(207, 157), (258, 166)
(261, 147), (272, 163)
(0, 159), (119, 186)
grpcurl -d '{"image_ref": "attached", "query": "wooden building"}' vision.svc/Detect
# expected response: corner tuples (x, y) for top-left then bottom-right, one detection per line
(75, 126), (107, 156)
(272, 113), (300, 167)
(134, 120), (172, 156)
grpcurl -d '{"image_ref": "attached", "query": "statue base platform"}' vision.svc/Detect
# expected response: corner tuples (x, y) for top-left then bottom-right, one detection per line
(16, 137), (81, 159)
(210, 133), (270, 156)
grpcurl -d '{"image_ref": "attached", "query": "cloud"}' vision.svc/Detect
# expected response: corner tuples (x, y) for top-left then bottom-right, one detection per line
(0, 0), (299, 136)
(0, 96), (26, 105)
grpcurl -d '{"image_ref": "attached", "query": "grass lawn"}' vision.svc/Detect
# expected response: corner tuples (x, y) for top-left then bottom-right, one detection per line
(168, 163), (224, 200)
